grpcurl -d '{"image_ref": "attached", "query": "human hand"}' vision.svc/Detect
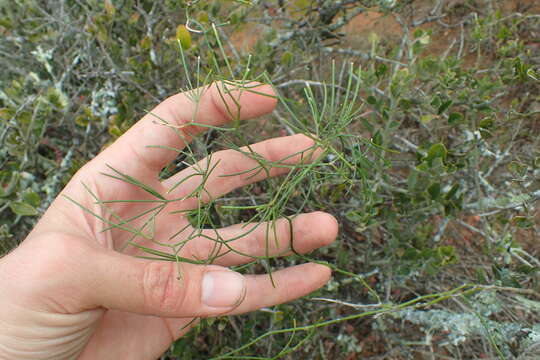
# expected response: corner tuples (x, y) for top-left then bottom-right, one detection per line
(0, 82), (338, 359)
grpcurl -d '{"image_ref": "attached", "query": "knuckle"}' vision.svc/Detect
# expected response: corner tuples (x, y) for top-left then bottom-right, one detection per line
(215, 149), (234, 170)
(142, 261), (186, 314)
(264, 139), (280, 163)
(191, 235), (227, 263)
(216, 150), (245, 179)
(273, 219), (292, 252)
(190, 237), (211, 261)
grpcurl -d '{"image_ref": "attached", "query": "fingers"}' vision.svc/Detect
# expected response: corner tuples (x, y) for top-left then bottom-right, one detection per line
(162, 134), (321, 206)
(230, 263), (331, 315)
(90, 251), (331, 319)
(89, 82), (277, 177)
(188, 212), (338, 266)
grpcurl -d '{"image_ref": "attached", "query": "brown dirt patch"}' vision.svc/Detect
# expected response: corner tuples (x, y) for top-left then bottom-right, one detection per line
(229, 23), (262, 52)
(342, 10), (403, 50)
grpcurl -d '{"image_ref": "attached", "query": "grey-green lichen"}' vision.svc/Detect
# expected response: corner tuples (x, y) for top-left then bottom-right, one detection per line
(397, 291), (540, 357)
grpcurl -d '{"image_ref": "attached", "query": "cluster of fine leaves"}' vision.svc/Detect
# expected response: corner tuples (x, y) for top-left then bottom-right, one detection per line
(1, 0), (540, 359)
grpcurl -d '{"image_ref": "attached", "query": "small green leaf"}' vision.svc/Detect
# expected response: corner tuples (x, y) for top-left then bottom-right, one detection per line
(508, 161), (528, 177)
(273, 310), (284, 323)
(496, 25), (511, 40)
(102, 165), (166, 200)
(140, 35), (152, 51)
(527, 68), (539, 81)
(430, 95), (441, 109)
(176, 25), (192, 50)
(445, 183), (460, 200)
(23, 191), (40, 207)
(512, 216), (534, 229)
(371, 131), (383, 146)
(479, 117), (494, 129)
(10, 201), (38, 216)
(421, 114), (435, 124)
(413, 28), (424, 38)
(281, 51), (294, 67)
(108, 125), (123, 138)
(398, 98), (412, 110)
(375, 64), (388, 79)
(438, 100), (453, 115)
(428, 182), (441, 200)
(436, 245), (457, 265)
(448, 112), (463, 124)
(426, 143), (447, 164)
(197, 11), (209, 23)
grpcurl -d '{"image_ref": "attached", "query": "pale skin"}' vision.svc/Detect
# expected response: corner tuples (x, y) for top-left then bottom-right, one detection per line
(0, 82), (338, 359)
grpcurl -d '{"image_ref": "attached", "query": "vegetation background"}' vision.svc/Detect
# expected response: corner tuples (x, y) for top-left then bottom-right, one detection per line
(1, 0), (539, 359)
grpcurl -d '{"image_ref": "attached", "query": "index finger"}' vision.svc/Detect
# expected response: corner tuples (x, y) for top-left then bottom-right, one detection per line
(90, 82), (277, 177)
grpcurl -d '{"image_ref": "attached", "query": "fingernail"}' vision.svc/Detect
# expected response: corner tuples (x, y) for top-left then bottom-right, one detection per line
(202, 271), (246, 308)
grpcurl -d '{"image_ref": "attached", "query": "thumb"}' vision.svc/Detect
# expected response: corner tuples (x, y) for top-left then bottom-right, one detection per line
(89, 251), (247, 317)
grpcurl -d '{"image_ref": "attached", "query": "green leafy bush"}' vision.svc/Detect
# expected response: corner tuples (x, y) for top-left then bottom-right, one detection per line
(1, 0), (539, 358)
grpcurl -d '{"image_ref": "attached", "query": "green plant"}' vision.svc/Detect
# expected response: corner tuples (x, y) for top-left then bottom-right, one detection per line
(2, 0), (539, 359)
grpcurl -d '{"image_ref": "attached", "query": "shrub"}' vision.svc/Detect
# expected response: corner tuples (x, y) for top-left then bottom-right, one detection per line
(1, 0), (539, 358)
